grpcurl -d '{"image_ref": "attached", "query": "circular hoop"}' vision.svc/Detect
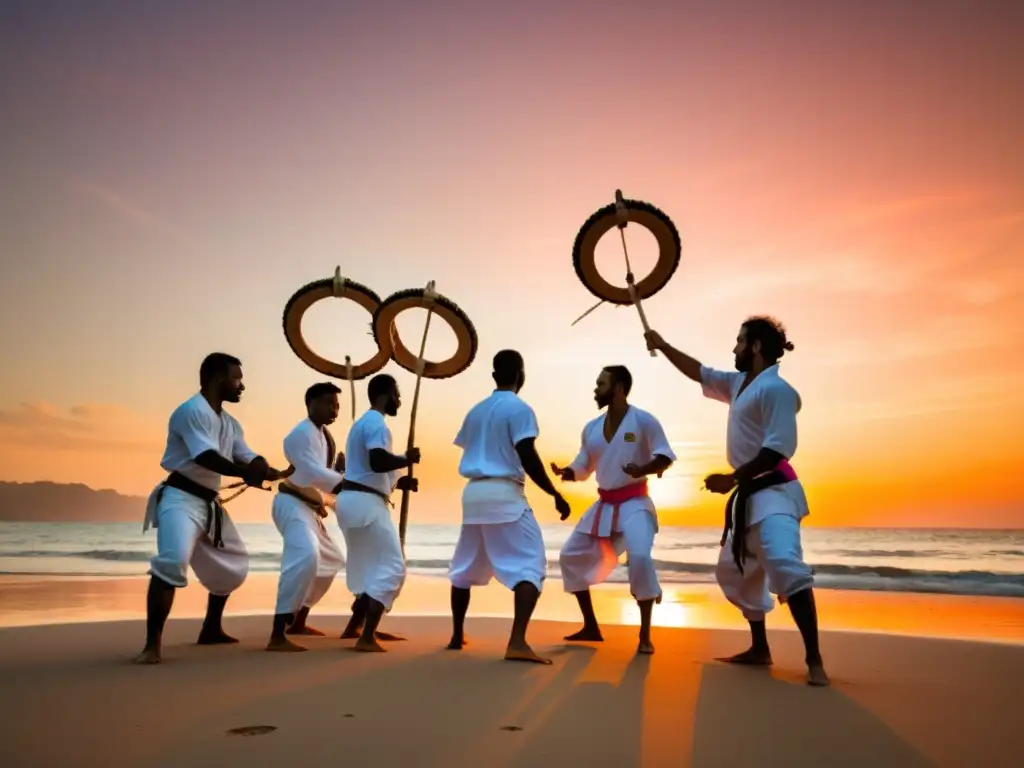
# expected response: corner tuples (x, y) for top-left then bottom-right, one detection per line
(572, 197), (681, 305)
(371, 288), (478, 380)
(282, 277), (394, 380)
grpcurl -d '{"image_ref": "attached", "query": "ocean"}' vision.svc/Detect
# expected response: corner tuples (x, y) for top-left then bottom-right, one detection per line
(0, 522), (1021, 598)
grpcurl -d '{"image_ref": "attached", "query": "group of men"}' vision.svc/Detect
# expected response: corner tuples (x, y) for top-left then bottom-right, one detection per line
(133, 315), (828, 687)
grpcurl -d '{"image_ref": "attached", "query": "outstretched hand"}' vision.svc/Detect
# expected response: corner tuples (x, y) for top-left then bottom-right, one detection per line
(550, 462), (575, 482)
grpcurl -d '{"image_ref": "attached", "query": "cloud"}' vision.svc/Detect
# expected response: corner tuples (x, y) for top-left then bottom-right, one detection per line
(67, 177), (193, 243)
(821, 191), (984, 231)
(0, 402), (161, 454)
(689, 186), (1024, 320)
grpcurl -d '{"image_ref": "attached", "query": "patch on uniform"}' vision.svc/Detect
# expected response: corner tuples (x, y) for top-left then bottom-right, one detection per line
(624, 432), (636, 443)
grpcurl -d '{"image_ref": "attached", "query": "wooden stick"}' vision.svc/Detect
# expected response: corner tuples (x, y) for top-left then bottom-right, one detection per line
(397, 280), (437, 552)
(615, 189), (657, 358)
(345, 355), (355, 423)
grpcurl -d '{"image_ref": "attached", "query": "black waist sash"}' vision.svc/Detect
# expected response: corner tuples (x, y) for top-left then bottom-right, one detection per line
(722, 471), (790, 574)
(160, 471), (225, 549)
(339, 478), (392, 506)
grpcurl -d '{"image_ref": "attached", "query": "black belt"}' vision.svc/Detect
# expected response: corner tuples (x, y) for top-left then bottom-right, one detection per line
(161, 471), (225, 548)
(722, 470), (790, 574)
(340, 479), (392, 506)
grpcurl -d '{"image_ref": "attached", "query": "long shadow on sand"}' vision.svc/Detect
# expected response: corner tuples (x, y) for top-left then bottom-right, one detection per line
(142, 633), (600, 767)
(497, 649), (652, 767)
(690, 663), (932, 767)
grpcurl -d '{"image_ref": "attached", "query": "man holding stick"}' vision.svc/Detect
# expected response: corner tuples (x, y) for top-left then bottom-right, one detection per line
(446, 350), (570, 665)
(645, 319), (829, 686)
(335, 373), (419, 653)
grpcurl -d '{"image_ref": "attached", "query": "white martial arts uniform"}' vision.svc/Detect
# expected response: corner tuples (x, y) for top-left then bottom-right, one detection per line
(701, 363), (814, 621)
(143, 393), (253, 594)
(558, 406), (677, 602)
(334, 409), (406, 612)
(271, 419), (346, 616)
(448, 390), (548, 592)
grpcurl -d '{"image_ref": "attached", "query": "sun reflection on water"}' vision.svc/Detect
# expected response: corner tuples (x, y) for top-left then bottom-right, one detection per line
(617, 589), (704, 628)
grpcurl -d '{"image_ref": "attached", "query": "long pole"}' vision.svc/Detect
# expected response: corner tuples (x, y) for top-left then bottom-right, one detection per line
(615, 189), (657, 358)
(397, 281), (436, 552)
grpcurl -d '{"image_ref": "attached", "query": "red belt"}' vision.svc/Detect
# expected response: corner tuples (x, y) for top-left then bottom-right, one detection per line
(591, 480), (648, 537)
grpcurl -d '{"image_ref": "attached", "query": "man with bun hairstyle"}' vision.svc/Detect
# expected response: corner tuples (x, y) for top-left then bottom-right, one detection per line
(645, 317), (829, 686)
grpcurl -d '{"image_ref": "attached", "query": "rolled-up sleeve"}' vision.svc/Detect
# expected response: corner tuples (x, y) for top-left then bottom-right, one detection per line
(759, 385), (799, 458)
(172, 405), (220, 460)
(641, 412), (677, 463)
(699, 365), (737, 405)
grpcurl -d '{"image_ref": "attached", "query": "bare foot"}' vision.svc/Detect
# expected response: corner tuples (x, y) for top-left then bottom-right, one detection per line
(564, 627), (603, 642)
(132, 648), (161, 665)
(196, 630), (239, 645)
(352, 637), (386, 653)
(286, 625), (326, 636)
(715, 647), (773, 666)
(266, 636), (308, 653)
(637, 637), (655, 655)
(446, 635), (469, 650)
(807, 663), (830, 687)
(375, 631), (406, 642)
(505, 644), (553, 665)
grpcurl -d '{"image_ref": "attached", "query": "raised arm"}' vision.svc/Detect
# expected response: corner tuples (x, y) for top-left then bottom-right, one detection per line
(644, 330), (703, 382)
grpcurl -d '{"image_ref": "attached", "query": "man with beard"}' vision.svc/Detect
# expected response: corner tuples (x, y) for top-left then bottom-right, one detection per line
(446, 349), (571, 665)
(265, 382), (347, 652)
(335, 373), (419, 653)
(135, 352), (291, 664)
(551, 365), (676, 655)
(644, 318), (829, 686)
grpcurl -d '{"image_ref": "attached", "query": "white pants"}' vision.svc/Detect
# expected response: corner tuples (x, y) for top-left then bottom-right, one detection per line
(148, 486), (248, 594)
(271, 493), (344, 615)
(559, 509), (660, 601)
(716, 513), (814, 622)
(335, 490), (406, 612)
(449, 510), (547, 592)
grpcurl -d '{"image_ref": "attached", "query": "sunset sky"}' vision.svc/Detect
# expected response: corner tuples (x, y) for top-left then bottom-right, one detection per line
(1, 1), (1021, 528)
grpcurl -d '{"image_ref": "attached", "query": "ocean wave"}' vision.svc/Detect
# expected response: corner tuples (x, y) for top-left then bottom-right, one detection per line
(2, 549), (1022, 598)
(0, 549), (284, 564)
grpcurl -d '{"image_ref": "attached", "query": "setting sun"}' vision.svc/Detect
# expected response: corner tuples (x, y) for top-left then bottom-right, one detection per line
(647, 473), (695, 511)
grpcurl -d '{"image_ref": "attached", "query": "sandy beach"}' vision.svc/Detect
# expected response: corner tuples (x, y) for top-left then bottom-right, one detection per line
(0, 575), (1022, 766)
(1, 612), (1022, 767)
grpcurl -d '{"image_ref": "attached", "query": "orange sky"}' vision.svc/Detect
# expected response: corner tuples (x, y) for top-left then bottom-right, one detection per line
(1, 2), (1021, 528)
